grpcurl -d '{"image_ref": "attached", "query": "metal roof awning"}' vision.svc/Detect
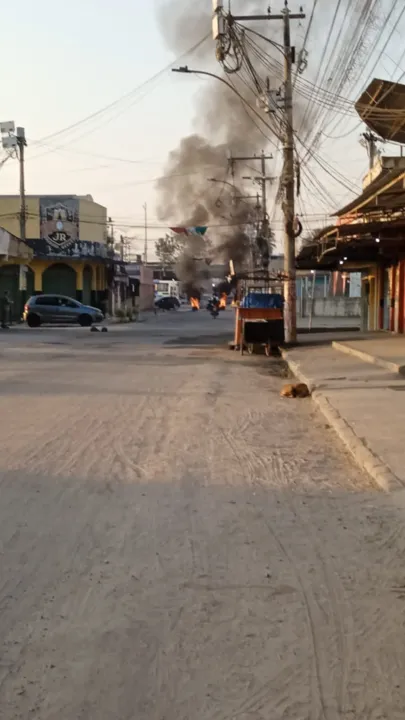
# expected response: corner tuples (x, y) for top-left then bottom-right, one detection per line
(355, 78), (405, 144)
(296, 220), (405, 271)
(335, 167), (405, 217)
(0, 227), (33, 260)
(296, 238), (380, 271)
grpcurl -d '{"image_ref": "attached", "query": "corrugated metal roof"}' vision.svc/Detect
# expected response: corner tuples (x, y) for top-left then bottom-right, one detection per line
(355, 78), (405, 144)
(334, 167), (405, 216)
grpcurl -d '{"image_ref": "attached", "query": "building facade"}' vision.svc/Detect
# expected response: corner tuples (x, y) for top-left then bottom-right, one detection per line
(296, 156), (405, 333)
(0, 228), (33, 320)
(0, 194), (109, 313)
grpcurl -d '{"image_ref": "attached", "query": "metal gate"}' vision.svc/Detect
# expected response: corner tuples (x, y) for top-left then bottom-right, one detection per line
(42, 263), (76, 298)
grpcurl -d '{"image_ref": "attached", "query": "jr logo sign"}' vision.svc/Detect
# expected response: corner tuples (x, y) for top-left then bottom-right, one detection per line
(40, 197), (79, 251)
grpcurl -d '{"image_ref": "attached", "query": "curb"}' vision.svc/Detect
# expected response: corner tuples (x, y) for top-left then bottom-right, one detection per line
(332, 340), (405, 375)
(282, 350), (402, 492)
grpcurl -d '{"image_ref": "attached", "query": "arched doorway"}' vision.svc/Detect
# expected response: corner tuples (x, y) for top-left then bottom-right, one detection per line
(42, 263), (76, 298)
(82, 265), (92, 306)
(0, 265), (20, 320)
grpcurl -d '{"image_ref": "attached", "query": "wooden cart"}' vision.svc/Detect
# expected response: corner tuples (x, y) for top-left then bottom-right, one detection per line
(234, 307), (284, 354)
(231, 272), (286, 355)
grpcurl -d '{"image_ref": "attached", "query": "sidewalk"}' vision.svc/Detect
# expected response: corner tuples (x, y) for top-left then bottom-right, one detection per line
(283, 340), (405, 491)
(332, 334), (405, 373)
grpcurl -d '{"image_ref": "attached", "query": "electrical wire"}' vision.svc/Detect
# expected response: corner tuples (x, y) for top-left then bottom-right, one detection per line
(301, 0), (378, 149)
(298, 0), (345, 136)
(293, 0), (319, 88)
(323, 0), (405, 140)
(26, 33), (210, 164)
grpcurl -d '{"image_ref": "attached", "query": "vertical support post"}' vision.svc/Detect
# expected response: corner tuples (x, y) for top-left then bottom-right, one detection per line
(282, 5), (297, 344)
(17, 128), (27, 243)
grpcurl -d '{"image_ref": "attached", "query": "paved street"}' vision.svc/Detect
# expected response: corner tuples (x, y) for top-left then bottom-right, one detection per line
(1, 310), (405, 719)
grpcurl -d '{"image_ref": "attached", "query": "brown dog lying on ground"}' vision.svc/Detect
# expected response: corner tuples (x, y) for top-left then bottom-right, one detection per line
(280, 383), (310, 398)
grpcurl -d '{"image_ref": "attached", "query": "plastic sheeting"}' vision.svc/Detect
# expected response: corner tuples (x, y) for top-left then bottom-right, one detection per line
(240, 293), (284, 309)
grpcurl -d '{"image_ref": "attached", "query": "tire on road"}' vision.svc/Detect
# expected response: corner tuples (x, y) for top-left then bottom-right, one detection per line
(79, 314), (93, 327)
(27, 313), (41, 328)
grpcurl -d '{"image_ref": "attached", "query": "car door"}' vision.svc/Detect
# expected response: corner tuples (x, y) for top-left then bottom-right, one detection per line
(34, 295), (59, 323)
(59, 297), (81, 323)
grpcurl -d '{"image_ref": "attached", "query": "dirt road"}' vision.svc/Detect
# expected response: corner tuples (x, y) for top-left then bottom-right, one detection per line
(1, 312), (405, 719)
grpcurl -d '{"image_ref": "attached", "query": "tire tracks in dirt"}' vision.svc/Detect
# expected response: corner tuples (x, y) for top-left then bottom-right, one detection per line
(220, 419), (352, 720)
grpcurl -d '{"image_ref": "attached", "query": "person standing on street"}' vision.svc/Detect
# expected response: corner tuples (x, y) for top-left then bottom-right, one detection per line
(1, 291), (13, 329)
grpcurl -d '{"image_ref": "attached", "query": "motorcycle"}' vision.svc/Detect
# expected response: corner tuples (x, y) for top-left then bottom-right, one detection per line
(207, 298), (219, 318)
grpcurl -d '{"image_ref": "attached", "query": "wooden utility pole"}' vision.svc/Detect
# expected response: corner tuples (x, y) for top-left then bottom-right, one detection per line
(16, 127), (27, 243)
(229, 151), (273, 269)
(217, 1), (305, 342)
(362, 131), (378, 170)
(282, 4), (297, 343)
(143, 202), (148, 265)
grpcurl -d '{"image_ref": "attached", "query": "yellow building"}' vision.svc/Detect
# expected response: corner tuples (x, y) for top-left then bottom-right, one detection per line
(0, 194), (109, 315)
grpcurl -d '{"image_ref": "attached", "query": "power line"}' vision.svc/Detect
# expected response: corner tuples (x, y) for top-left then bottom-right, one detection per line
(38, 34), (210, 145)
(293, 0), (319, 88)
(323, 0), (405, 140)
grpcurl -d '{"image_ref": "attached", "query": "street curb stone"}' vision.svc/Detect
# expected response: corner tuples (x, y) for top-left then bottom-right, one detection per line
(332, 340), (405, 375)
(282, 351), (402, 492)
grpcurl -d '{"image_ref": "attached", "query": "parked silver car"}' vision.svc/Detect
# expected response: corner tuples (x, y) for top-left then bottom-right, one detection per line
(23, 295), (104, 328)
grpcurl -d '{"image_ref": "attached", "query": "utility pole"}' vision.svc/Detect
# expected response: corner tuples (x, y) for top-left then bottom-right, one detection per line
(260, 150), (269, 237)
(362, 131), (378, 170)
(282, 4), (297, 343)
(143, 202), (148, 265)
(231, 151), (273, 212)
(230, 151), (273, 270)
(0, 123), (27, 243)
(213, 0), (305, 343)
(16, 128), (27, 243)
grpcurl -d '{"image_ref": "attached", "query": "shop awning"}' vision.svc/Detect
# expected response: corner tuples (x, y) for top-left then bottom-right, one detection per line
(355, 78), (405, 145)
(335, 166), (405, 217)
(0, 227), (33, 260)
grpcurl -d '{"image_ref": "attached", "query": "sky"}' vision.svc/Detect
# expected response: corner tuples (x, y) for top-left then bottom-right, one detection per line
(0, 0), (404, 258)
(0, 0), (203, 258)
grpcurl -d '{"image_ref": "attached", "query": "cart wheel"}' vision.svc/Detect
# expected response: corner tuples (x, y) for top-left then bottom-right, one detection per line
(265, 344), (271, 357)
(247, 344), (254, 355)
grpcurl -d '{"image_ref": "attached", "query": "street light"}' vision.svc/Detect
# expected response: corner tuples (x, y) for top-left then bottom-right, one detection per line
(208, 177), (237, 191)
(172, 67), (280, 149)
(208, 177), (233, 185)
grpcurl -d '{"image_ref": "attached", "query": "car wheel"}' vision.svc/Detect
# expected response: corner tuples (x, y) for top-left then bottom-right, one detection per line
(27, 313), (41, 328)
(79, 314), (93, 327)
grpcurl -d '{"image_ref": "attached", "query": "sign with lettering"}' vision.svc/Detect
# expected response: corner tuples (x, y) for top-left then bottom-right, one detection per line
(26, 238), (107, 259)
(40, 196), (80, 251)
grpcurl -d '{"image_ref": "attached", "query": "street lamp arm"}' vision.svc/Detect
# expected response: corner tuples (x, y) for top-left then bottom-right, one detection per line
(172, 66), (245, 95)
(208, 177), (238, 192)
(172, 66), (280, 147)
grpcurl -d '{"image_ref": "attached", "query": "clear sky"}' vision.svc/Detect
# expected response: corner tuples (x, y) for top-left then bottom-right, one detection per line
(0, 0), (404, 257)
(0, 0), (205, 257)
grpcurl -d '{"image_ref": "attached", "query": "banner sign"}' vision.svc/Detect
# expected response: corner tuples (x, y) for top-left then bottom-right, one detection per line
(26, 238), (107, 259)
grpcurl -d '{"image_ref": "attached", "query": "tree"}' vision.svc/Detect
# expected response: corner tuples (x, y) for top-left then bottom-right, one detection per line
(155, 234), (183, 268)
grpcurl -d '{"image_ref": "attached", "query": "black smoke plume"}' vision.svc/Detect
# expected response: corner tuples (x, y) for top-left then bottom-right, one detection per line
(154, 1), (301, 287)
